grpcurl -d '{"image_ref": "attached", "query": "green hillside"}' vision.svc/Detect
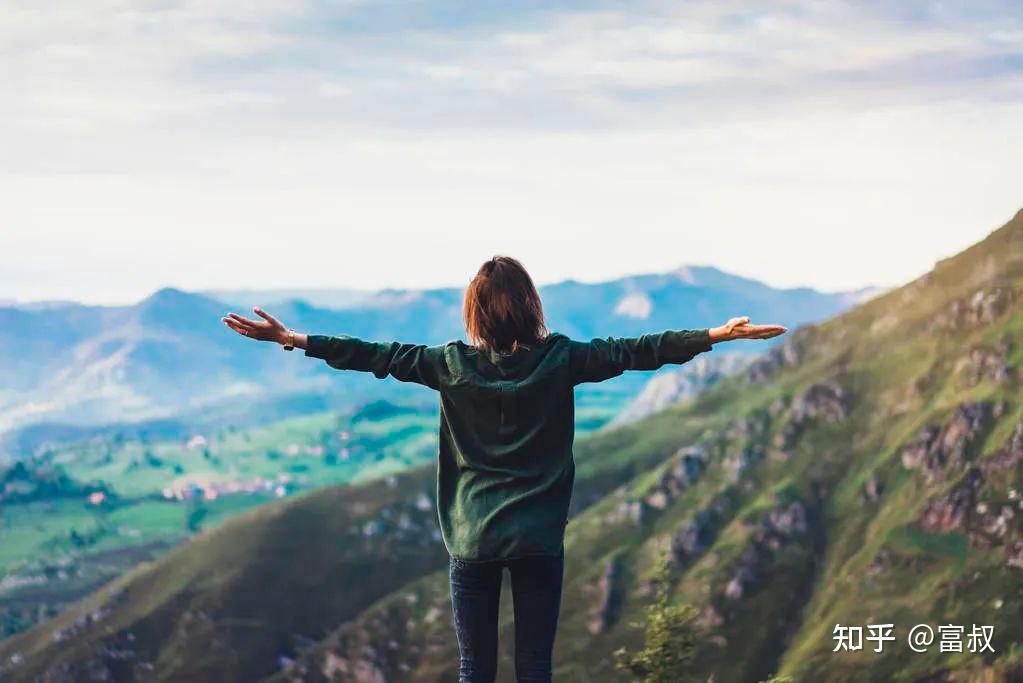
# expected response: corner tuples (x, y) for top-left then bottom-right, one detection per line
(3, 211), (1023, 681)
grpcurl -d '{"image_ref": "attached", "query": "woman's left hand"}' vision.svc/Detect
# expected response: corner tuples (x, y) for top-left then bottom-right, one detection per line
(222, 307), (289, 344)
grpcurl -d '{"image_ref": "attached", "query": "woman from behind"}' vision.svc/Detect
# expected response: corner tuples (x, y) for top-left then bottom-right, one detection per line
(223, 255), (786, 682)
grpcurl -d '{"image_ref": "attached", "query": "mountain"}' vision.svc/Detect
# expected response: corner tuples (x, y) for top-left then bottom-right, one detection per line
(14, 208), (1023, 683)
(607, 353), (753, 428)
(0, 267), (861, 443)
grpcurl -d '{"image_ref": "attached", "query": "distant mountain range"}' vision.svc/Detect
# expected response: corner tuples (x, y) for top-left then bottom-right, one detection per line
(0, 266), (876, 442)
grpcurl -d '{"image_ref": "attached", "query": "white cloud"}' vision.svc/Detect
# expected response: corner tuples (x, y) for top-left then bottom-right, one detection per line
(0, 0), (1021, 303)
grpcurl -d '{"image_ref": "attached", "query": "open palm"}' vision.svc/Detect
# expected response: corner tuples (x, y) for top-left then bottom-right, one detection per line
(222, 307), (287, 344)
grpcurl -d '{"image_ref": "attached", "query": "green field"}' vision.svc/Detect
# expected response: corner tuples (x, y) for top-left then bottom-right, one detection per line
(0, 389), (627, 640)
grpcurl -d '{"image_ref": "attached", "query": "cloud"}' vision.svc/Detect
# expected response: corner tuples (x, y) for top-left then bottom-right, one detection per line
(3, 0), (1021, 136)
(1, 0), (1021, 303)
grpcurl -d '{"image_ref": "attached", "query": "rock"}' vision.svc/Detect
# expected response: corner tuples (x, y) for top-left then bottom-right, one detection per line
(610, 354), (752, 426)
(724, 444), (764, 483)
(979, 506), (1015, 539)
(608, 500), (643, 526)
(901, 402), (990, 482)
(588, 559), (623, 634)
(917, 467), (984, 533)
(727, 414), (769, 442)
(769, 382), (848, 458)
(1007, 541), (1023, 569)
(51, 589), (126, 644)
(641, 447), (709, 512)
(723, 500), (811, 601)
(866, 550), (892, 577)
(765, 502), (809, 538)
(698, 605), (724, 628)
(644, 490), (669, 510)
(984, 422), (1023, 472)
(862, 474), (883, 503)
(928, 287), (1017, 332)
(724, 546), (760, 600)
(955, 341), (1012, 387)
(790, 381), (848, 424)
(746, 337), (803, 383)
(768, 397), (788, 418)
(671, 510), (716, 564)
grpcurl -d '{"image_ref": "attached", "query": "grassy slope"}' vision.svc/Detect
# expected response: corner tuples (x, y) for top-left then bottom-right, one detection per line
(269, 211), (1023, 683)
(4, 211), (1023, 682)
(0, 379), (709, 680)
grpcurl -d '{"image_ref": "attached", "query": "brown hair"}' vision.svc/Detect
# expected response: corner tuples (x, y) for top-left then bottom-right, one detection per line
(463, 256), (548, 353)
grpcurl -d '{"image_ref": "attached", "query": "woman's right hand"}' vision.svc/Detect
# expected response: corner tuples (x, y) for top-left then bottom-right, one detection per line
(222, 307), (289, 344)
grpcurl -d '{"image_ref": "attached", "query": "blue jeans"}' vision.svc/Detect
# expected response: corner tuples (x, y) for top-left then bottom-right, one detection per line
(448, 551), (565, 683)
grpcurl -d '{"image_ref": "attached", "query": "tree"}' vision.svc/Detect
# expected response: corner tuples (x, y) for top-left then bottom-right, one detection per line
(613, 551), (700, 683)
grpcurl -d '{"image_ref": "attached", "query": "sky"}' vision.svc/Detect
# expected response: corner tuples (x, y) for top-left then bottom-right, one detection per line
(1, 0), (1022, 305)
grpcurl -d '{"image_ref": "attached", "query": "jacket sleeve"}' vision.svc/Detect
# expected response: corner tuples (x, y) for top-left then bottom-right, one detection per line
(568, 329), (713, 385)
(304, 334), (446, 390)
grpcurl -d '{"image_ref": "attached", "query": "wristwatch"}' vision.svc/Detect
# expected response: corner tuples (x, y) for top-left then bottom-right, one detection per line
(282, 330), (295, 351)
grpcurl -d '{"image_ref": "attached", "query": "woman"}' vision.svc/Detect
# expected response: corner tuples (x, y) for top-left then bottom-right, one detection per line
(222, 256), (786, 683)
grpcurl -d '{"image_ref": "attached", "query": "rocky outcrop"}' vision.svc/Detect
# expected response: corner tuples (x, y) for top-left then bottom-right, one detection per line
(900, 402), (991, 483)
(955, 340), (1013, 387)
(982, 421), (1023, 472)
(724, 545), (760, 600)
(726, 413), (769, 442)
(588, 558), (624, 634)
(352, 490), (442, 545)
(610, 354), (752, 427)
(927, 286), (1018, 332)
(746, 337), (803, 383)
(861, 473), (883, 503)
(723, 501), (810, 601)
(765, 502), (809, 539)
(790, 381), (849, 424)
(866, 549), (892, 577)
(769, 381), (849, 460)
(913, 419), (1023, 569)
(634, 446), (710, 517)
(320, 651), (386, 683)
(724, 444), (765, 483)
(670, 509), (717, 565)
(1007, 541), (1023, 569)
(917, 467), (983, 533)
(51, 590), (126, 644)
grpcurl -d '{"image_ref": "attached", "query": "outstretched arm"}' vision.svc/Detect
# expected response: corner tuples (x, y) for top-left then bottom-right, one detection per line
(222, 308), (444, 389)
(569, 316), (786, 384)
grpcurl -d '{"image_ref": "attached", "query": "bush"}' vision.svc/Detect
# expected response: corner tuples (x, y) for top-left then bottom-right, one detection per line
(613, 551), (700, 683)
